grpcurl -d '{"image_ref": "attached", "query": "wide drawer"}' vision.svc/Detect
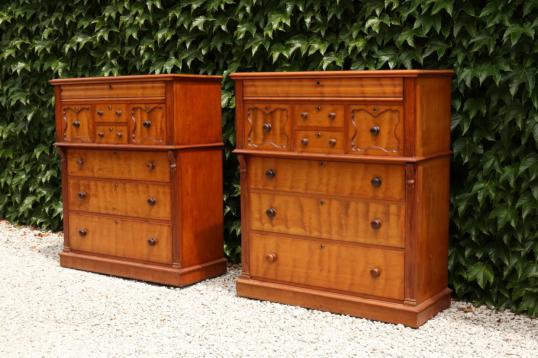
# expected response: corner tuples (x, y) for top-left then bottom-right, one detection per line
(249, 192), (404, 247)
(67, 150), (170, 182)
(61, 82), (165, 99)
(248, 157), (405, 201)
(68, 178), (171, 220)
(250, 233), (404, 300)
(69, 213), (172, 264)
(243, 77), (403, 98)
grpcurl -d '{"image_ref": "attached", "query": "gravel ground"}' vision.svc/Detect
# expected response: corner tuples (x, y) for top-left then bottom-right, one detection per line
(0, 219), (537, 358)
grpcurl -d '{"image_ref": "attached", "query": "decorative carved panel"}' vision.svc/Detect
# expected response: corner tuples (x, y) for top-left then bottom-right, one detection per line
(62, 105), (92, 142)
(246, 104), (290, 150)
(129, 104), (166, 144)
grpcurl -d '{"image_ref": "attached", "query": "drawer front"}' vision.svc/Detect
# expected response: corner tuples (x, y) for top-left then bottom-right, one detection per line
(249, 192), (404, 247)
(245, 103), (291, 151)
(294, 104), (344, 128)
(349, 104), (404, 156)
(95, 125), (128, 144)
(68, 178), (171, 220)
(248, 157), (405, 201)
(243, 77), (403, 98)
(61, 104), (93, 142)
(67, 150), (170, 182)
(250, 234), (405, 299)
(95, 104), (128, 123)
(69, 214), (172, 264)
(295, 130), (344, 154)
(61, 82), (165, 99)
(129, 104), (166, 144)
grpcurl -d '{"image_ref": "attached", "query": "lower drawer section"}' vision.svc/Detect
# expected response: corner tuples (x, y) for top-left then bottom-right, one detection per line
(69, 214), (172, 264)
(249, 233), (404, 300)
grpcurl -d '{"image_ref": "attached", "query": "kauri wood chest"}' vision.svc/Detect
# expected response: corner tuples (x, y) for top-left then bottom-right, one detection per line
(51, 74), (226, 286)
(231, 70), (453, 327)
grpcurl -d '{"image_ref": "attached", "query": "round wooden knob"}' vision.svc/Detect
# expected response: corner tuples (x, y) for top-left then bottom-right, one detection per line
(265, 169), (276, 179)
(116, 132), (123, 138)
(370, 125), (381, 136)
(96, 110), (104, 116)
(72, 120), (80, 128)
(97, 132), (105, 138)
(265, 253), (277, 262)
(266, 207), (276, 218)
(78, 191), (87, 199)
(147, 197), (157, 206)
(371, 176), (382, 187)
(76, 158), (84, 166)
(300, 112), (308, 119)
(115, 110), (122, 116)
(262, 122), (272, 133)
(328, 112), (336, 120)
(301, 138), (309, 145)
(370, 267), (381, 278)
(329, 138), (337, 146)
(143, 120), (152, 128)
(147, 237), (157, 246)
(370, 219), (382, 230)
(147, 161), (156, 171)
(78, 228), (87, 236)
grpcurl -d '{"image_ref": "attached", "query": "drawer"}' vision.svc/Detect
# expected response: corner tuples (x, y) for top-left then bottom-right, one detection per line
(61, 82), (165, 99)
(95, 125), (128, 144)
(250, 234), (405, 299)
(294, 104), (344, 128)
(94, 104), (128, 123)
(129, 104), (166, 144)
(349, 104), (404, 156)
(67, 150), (170, 182)
(244, 103), (291, 151)
(69, 213), (172, 264)
(248, 157), (405, 201)
(243, 77), (403, 98)
(61, 104), (93, 142)
(295, 130), (344, 154)
(68, 178), (171, 220)
(249, 192), (404, 248)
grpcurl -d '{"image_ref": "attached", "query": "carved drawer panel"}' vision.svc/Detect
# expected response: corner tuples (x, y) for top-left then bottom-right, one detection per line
(61, 82), (165, 99)
(62, 104), (93, 142)
(248, 157), (405, 201)
(69, 213), (172, 264)
(94, 104), (128, 123)
(245, 103), (291, 151)
(68, 178), (171, 220)
(95, 125), (128, 144)
(249, 192), (405, 247)
(67, 149), (170, 182)
(294, 104), (344, 128)
(250, 233), (405, 299)
(129, 104), (166, 144)
(295, 130), (344, 154)
(348, 104), (403, 156)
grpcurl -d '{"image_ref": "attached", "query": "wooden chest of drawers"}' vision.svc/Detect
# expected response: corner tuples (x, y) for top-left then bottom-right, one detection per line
(231, 70), (453, 327)
(51, 74), (226, 286)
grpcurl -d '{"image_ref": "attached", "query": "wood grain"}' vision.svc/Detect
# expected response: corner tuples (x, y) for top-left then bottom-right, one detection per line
(95, 125), (128, 144)
(294, 130), (345, 154)
(94, 103), (128, 123)
(244, 103), (292, 151)
(61, 82), (165, 99)
(129, 103), (166, 145)
(294, 104), (344, 128)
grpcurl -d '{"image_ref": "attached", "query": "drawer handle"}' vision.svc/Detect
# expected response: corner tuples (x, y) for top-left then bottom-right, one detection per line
(301, 138), (309, 145)
(78, 191), (87, 199)
(116, 132), (123, 138)
(76, 158), (84, 166)
(328, 112), (336, 120)
(266, 207), (276, 218)
(370, 219), (382, 230)
(147, 237), (157, 246)
(328, 138), (337, 146)
(300, 112), (308, 119)
(371, 176), (382, 188)
(97, 132), (105, 138)
(143, 120), (152, 128)
(115, 110), (122, 116)
(147, 197), (157, 206)
(265, 253), (277, 262)
(147, 161), (156, 171)
(78, 228), (88, 237)
(370, 125), (381, 136)
(265, 169), (276, 179)
(370, 267), (381, 278)
(96, 110), (104, 116)
(262, 122), (272, 133)
(72, 120), (80, 128)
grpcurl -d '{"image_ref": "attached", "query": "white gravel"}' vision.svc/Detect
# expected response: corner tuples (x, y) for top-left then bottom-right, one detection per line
(0, 219), (537, 358)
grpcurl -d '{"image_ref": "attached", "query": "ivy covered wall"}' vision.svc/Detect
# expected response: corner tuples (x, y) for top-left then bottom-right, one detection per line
(1, 0), (537, 315)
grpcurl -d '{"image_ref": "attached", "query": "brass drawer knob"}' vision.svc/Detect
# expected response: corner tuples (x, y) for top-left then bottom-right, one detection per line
(78, 228), (87, 237)
(97, 132), (105, 138)
(328, 112), (336, 120)
(147, 197), (157, 206)
(265, 169), (276, 179)
(262, 122), (272, 133)
(328, 138), (337, 146)
(370, 267), (381, 278)
(76, 158), (84, 166)
(370, 219), (382, 230)
(265, 253), (277, 262)
(147, 237), (157, 246)
(147, 161), (156, 171)
(371, 176), (382, 187)
(300, 112), (308, 119)
(78, 191), (87, 199)
(301, 138), (309, 145)
(143, 120), (152, 128)
(266, 207), (276, 218)
(72, 120), (80, 128)
(370, 125), (381, 136)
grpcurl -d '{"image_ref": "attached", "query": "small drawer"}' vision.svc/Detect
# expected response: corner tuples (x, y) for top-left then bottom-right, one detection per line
(249, 192), (404, 248)
(349, 104), (404, 156)
(95, 104), (128, 123)
(250, 233), (404, 299)
(61, 82), (165, 99)
(61, 104), (93, 142)
(248, 157), (405, 201)
(67, 149), (170, 182)
(245, 103), (291, 151)
(294, 104), (344, 128)
(69, 213), (172, 264)
(95, 125), (128, 144)
(129, 103), (166, 145)
(68, 178), (171, 220)
(295, 130), (344, 154)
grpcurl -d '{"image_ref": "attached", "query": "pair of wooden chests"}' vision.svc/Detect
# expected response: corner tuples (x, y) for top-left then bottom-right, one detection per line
(51, 70), (453, 327)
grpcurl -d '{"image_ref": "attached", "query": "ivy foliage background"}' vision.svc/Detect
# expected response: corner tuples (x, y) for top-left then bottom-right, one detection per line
(1, 0), (537, 315)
